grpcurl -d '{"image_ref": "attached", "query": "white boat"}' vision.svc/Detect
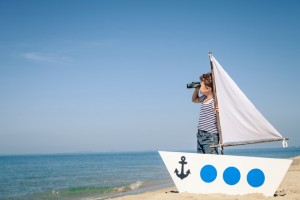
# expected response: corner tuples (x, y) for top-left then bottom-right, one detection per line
(159, 53), (292, 197)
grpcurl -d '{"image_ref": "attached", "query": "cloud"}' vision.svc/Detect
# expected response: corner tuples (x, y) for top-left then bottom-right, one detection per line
(22, 52), (73, 64)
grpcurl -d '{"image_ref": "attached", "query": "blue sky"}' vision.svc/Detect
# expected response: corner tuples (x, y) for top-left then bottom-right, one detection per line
(0, 0), (299, 154)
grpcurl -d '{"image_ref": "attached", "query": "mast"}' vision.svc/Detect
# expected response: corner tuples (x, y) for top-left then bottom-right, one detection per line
(209, 52), (224, 155)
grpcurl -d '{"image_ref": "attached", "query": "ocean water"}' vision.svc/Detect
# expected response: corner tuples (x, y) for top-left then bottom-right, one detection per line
(0, 151), (171, 200)
(0, 147), (299, 200)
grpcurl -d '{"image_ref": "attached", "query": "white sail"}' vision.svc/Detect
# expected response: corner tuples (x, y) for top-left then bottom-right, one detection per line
(210, 55), (286, 146)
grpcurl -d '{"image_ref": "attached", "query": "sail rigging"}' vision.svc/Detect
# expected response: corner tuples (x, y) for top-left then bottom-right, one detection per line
(209, 53), (288, 148)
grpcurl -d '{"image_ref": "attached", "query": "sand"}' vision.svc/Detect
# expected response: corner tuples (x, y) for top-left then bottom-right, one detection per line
(112, 156), (300, 200)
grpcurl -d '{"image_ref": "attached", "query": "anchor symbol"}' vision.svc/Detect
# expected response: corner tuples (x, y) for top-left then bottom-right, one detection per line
(174, 156), (191, 180)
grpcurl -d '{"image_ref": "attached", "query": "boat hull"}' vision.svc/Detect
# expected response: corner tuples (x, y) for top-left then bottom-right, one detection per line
(159, 151), (292, 196)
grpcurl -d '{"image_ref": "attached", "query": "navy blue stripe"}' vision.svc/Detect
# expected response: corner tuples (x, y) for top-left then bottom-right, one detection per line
(197, 99), (218, 133)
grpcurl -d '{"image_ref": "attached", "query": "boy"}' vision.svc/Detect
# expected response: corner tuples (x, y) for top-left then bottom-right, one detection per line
(192, 73), (219, 154)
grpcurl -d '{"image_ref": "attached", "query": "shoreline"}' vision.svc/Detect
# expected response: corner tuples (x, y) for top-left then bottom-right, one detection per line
(97, 182), (174, 200)
(109, 156), (300, 200)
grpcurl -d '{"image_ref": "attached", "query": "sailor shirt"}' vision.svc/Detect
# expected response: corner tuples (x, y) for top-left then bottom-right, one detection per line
(197, 98), (218, 134)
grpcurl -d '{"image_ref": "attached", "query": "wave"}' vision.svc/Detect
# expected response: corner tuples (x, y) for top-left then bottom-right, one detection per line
(27, 181), (144, 200)
(113, 181), (143, 192)
(32, 186), (113, 200)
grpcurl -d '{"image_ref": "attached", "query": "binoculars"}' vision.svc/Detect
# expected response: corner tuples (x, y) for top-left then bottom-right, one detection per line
(187, 82), (201, 89)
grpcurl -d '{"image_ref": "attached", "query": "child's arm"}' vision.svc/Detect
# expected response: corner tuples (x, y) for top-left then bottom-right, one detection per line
(192, 87), (205, 103)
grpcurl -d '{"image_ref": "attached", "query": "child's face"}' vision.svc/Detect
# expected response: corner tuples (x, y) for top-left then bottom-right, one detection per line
(200, 82), (212, 95)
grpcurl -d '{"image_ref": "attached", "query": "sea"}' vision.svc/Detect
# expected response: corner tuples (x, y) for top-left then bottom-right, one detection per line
(0, 147), (299, 200)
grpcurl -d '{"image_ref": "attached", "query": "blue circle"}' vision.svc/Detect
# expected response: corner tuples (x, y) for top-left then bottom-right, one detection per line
(247, 168), (265, 187)
(223, 167), (241, 185)
(200, 165), (217, 183)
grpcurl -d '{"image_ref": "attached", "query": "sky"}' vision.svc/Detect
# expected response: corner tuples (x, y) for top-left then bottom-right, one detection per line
(0, 0), (299, 155)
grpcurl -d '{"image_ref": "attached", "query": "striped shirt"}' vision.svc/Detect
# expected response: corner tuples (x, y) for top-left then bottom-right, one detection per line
(197, 98), (218, 134)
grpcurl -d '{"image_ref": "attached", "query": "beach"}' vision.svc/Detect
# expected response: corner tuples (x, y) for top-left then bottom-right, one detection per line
(112, 156), (300, 200)
(1, 149), (300, 199)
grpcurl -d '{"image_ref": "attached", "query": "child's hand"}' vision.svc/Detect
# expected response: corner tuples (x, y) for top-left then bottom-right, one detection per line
(215, 106), (219, 113)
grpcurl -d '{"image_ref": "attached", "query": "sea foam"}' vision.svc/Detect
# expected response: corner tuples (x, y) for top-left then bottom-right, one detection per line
(113, 181), (143, 192)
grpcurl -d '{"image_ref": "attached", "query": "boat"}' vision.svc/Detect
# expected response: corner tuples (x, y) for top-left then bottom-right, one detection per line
(159, 53), (292, 197)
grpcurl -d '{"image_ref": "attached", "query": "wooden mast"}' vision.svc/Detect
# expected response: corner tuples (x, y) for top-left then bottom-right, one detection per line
(209, 52), (224, 155)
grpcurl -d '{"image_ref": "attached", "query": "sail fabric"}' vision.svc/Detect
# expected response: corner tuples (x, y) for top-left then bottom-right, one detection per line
(210, 55), (284, 145)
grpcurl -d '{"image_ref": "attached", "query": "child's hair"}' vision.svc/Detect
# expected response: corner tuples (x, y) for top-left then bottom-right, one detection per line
(200, 73), (213, 90)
